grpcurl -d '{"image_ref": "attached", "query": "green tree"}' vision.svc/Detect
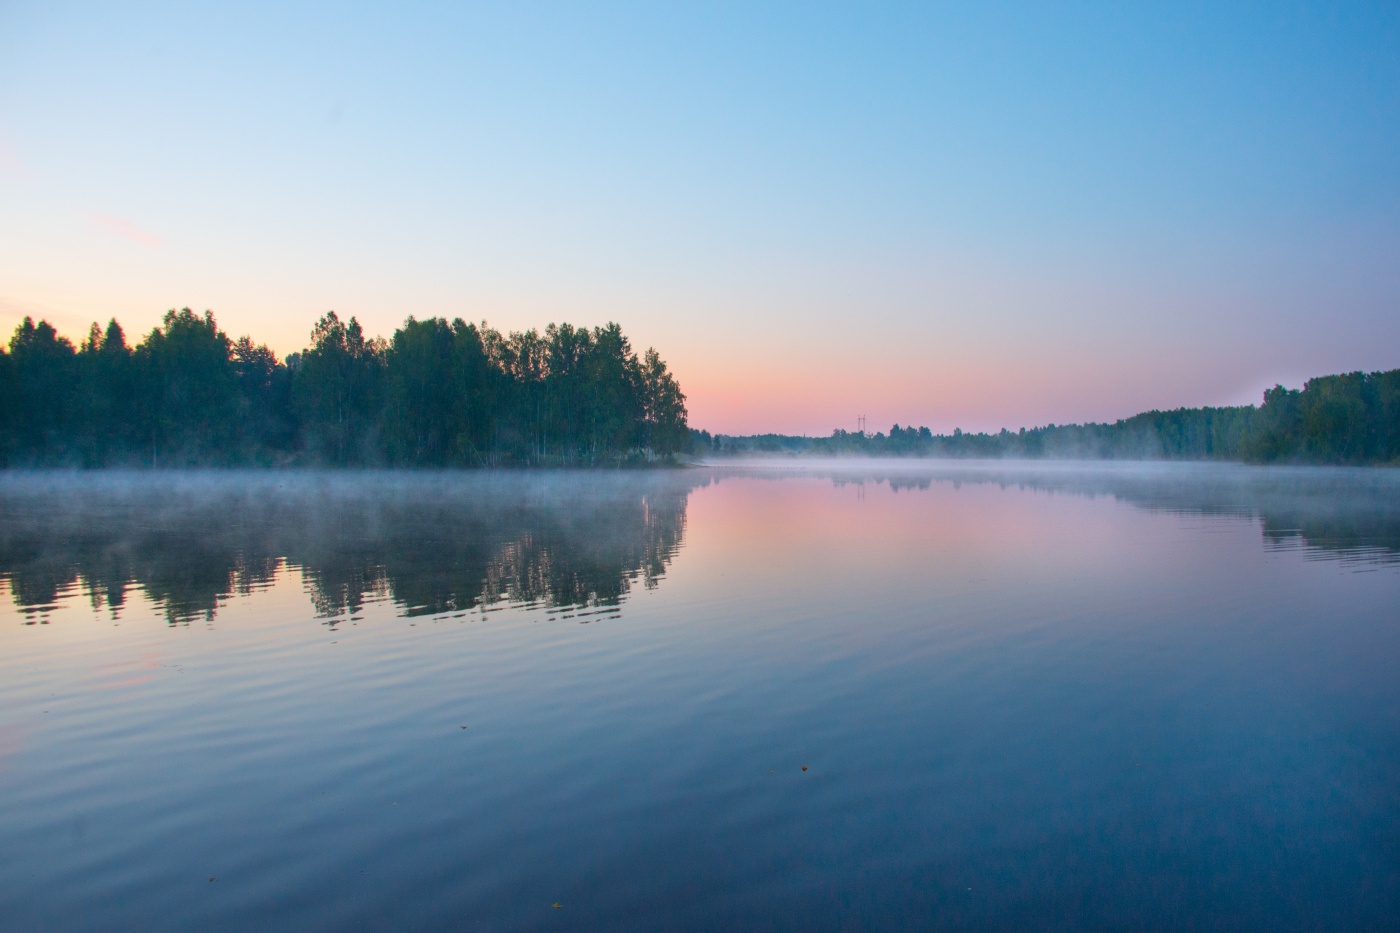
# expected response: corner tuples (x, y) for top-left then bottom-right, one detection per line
(293, 312), (385, 463)
(75, 319), (137, 464)
(233, 336), (294, 460)
(639, 347), (688, 455)
(8, 317), (78, 462)
(135, 309), (240, 465)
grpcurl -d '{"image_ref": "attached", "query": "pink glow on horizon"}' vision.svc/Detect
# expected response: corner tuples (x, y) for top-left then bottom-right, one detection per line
(678, 348), (1266, 437)
(0, 299), (1335, 439)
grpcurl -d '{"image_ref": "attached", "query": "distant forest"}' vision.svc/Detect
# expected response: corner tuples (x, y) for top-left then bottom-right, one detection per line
(696, 368), (1400, 466)
(0, 310), (689, 467)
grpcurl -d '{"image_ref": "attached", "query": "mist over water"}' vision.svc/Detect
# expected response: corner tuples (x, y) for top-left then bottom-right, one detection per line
(0, 470), (701, 625)
(710, 459), (1400, 566)
(1, 464), (1397, 931)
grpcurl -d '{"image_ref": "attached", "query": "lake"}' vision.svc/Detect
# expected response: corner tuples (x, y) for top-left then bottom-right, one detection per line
(1, 463), (1397, 931)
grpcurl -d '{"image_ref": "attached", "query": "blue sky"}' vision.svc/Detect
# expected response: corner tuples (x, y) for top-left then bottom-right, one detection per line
(2, 1), (1398, 433)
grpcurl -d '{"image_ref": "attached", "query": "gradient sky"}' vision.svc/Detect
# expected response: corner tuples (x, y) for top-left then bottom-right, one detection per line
(2, 2), (1398, 435)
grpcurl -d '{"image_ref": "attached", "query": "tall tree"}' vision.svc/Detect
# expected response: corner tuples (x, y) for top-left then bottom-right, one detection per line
(135, 309), (239, 465)
(7, 317), (78, 462)
(639, 348), (688, 455)
(293, 312), (385, 464)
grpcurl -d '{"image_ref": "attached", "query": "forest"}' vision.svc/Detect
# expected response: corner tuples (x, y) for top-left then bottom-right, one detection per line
(697, 368), (1400, 466)
(0, 310), (689, 467)
(4, 309), (1396, 468)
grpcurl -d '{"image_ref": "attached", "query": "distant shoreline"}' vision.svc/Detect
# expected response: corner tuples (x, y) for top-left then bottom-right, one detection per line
(692, 367), (1400, 468)
(4, 312), (1395, 469)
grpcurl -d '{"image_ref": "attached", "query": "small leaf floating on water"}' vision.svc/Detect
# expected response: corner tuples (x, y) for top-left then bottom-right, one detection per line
(801, 766), (808, 771)
(209, 877), (216, 882)
(553, 903), (563, 909)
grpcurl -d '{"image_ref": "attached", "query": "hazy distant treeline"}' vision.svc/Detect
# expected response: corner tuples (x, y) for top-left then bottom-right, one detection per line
(699, 369), (1400, 465)
(0, 310), (689, 467)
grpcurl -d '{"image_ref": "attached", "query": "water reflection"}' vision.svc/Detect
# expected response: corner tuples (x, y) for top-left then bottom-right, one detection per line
(0, 471), (703, 624)
(4, 463), (1396, 625)
(721, 461), (1400, 568)
(3, 464), (1399, 930)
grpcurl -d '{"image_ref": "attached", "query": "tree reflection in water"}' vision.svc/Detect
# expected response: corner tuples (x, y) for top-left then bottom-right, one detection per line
(747, 462), (1400, 568)
(0, 471), (705, 625)
(6, 464), (1396, 626)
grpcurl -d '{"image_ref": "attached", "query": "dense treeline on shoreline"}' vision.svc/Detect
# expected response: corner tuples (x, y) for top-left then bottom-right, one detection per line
(5, 309), (1394, 468)
(696, 368), (1400, 465)
(0, 310), (688, 467)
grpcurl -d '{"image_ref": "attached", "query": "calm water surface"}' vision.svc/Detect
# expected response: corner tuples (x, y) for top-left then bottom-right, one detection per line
(1, 463), (1397, 931)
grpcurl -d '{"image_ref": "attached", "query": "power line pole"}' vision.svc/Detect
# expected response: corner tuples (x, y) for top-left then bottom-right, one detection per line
(857, 415), (866, 436)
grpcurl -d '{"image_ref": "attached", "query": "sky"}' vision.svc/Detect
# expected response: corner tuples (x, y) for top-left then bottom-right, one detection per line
(2, 1), (1398, 436)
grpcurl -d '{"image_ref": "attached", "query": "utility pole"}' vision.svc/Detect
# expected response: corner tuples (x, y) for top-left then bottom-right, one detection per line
(857, 415), (866, 436)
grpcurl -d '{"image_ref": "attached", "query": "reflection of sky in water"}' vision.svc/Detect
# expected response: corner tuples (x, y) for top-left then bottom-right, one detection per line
(1, 465), (1398, 931)
(3, 465), (1396, 626)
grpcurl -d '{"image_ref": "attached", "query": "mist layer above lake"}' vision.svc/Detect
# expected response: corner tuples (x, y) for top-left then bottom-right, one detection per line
(1, 464), (1397, 931)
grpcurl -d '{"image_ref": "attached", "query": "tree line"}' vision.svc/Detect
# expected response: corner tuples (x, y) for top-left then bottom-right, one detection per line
(698, 368), (1400, 465)
(0, 309), (689, 467)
